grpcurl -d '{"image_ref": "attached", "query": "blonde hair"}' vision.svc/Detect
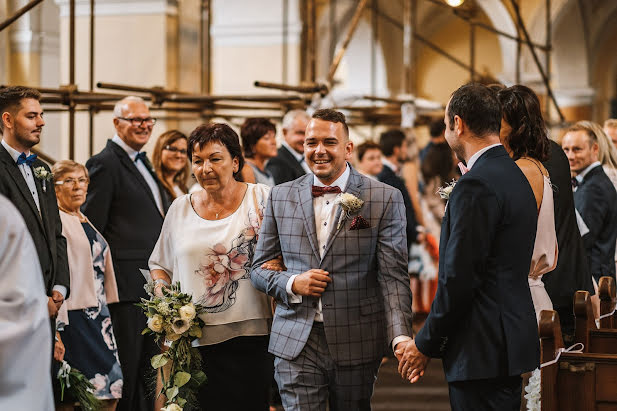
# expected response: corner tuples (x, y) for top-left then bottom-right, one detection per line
(51, 160), (89, 183)
(152, 130), (190, 199)
(569, 121), (617, 169)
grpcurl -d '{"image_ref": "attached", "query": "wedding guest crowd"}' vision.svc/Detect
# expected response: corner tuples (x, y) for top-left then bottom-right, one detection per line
(6, 80), (617, 411)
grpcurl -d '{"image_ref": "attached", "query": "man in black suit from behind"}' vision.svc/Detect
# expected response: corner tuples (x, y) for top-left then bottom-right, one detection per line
(562, 122), (617, 284)
(0, 86), (70, 330)
(83, 96), (171, 411)
(266, 109), (310, 184)
(397, 84), (540, 410)
(377, 129), (418, 246)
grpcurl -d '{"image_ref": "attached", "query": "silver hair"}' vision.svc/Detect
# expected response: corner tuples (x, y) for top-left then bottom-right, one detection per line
(281, 109), (310, 130)
(113, 96), (147, 118)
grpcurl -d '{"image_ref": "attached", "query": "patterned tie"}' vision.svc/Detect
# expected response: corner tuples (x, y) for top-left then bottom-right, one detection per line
(16, 152), (37, 166)
(571, 177), (579, 189)
(312, 185), (342, 197)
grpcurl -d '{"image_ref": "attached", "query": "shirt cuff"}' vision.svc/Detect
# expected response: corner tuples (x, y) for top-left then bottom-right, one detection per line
(392, 335), (412, 351)
(52, 285), (67, 299)
(286, 275), (302, 304)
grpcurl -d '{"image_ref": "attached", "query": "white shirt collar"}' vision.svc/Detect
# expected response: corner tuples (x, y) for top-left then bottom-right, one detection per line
(1, 139), (30, 162)
(313, 163), (350, 190)
(381, 157), (398, 174)
(467, 143), (502, 170)
(576, 161), (601, 183)
(112, 134), (140, 161)
(281, 140), (304, 163)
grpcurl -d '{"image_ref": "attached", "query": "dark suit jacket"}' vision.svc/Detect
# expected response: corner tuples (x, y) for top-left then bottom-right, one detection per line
(82, 140), (171, 302)
(0, 144), (70, 297)
(573, 164), (617, 282)
(415, 146), (540, 382)
(377, 164), (418, 246)
(542, 141), (593, 307)
(266, 145), (306, 185)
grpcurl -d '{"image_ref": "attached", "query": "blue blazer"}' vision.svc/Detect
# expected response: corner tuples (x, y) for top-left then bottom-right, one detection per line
(415, 145), (540, 382)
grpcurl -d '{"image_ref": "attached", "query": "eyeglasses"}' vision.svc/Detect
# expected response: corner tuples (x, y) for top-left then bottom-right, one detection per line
(163, 145), (188, 156)
(55, 178), (89, 187)
(117, 117), (157, 127)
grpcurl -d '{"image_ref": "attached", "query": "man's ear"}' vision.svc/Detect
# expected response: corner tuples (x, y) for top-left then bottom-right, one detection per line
(454, 115), (464, 136)
(1, 112), (13, 131)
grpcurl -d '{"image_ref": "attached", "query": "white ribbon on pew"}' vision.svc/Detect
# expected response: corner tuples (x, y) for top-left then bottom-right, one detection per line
(540, 343), (585, 368)
(599, 307), (617, 320)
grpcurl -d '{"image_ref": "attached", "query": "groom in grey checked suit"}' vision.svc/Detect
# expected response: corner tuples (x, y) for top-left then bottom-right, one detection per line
(251, 109), (413, 410)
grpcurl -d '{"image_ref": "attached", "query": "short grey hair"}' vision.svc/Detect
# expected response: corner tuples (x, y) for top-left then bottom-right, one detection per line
(281, 109), (310, 130)
(113, 96), (147, 118)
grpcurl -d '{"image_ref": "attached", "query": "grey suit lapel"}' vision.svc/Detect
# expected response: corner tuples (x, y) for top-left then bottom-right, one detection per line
(298, 176), (321, 260)
(321, 167), (364, 259)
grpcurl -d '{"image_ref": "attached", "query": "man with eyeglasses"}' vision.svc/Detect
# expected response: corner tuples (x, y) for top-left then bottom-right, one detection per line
(83, 95), (171, 411)
(0, 86), (71, 355)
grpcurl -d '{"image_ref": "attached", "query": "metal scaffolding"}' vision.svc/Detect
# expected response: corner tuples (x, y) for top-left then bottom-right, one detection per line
(0, 0), (560, 162)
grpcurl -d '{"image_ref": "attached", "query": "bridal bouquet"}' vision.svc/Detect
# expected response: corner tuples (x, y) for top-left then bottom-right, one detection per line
(138, 281), (208, 411)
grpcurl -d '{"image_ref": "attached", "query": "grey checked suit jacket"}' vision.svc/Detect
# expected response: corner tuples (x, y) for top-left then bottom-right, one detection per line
(251, 166), (413, 367)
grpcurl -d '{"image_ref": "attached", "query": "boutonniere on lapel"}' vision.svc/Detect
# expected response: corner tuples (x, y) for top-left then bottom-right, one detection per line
(437, 179), (457, 200)
(33, 166), (53, 193)
(335, 192), (368, 230)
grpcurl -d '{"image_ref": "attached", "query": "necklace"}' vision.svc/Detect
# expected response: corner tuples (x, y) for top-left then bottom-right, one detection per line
(59, 205), (86, 221)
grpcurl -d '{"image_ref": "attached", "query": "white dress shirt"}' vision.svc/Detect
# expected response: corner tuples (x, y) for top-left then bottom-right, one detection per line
(286, 164), (351, 322)
(282, 140), (312, 174)
(381, 157), (399, 174)
(574, 161), (601, 187)
(1, 139), (67, 298)
(466, 143), (502, 170)
(112, 134), (164, 214)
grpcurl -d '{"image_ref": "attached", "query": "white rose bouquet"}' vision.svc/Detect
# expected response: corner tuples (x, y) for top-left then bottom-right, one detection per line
(138, 281), (207, 410)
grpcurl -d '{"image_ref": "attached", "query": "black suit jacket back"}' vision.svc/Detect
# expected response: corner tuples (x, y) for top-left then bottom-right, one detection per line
(377, 164), (418, 246)
(0, 144), (70, 296)
(266, 145), (306, 185)
(415, 146), (539, 382)
(542, 141), (593, 307)
(573, 164), (617, 282)
(82, 140), (171, 302)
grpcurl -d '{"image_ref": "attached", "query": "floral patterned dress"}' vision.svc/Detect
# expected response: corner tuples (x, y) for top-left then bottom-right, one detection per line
(61, 222), (123, 400)
(148, 183), (272, 346)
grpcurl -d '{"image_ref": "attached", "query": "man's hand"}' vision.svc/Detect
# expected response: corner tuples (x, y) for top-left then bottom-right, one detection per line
(291, 269), (331, 297)
(48, 296), (59, 318)
(397, 339), (430, 383)
(51, 290), (64, 310)
(54, 332), (65, 362)
(261, 256), (287, 272)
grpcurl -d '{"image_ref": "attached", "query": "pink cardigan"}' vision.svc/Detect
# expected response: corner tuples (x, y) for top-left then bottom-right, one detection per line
(57, 211), (119, 325)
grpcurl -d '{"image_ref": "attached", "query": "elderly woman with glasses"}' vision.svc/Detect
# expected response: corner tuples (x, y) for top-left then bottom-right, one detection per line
(152, 129), (191, 199)
(53, 160), (123, 409)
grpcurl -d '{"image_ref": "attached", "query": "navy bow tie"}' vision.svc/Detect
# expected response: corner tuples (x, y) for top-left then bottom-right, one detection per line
(16, 152), (37, 166)
(135, 152), (148, 163)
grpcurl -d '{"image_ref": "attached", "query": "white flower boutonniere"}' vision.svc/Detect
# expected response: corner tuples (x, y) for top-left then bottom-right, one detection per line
(33, 166), (53, 193)
(334, 192), (364, 229)
(437, 179), (457, 200)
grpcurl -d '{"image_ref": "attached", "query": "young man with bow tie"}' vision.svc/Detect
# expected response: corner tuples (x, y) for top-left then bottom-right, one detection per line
(82, 96), (171, 411)
(0, 85), (70, 325)
(251, 108), (413, 410)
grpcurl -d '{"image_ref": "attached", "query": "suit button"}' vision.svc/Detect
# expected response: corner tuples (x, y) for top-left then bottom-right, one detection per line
(312, 302), (318, 308)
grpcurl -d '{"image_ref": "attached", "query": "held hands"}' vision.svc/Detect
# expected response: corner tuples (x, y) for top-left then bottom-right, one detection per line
(48, 296), (58, 318)
(396, 340), (430, 384)
(291, 269), (331, 297)
(51, 290), (64, 310)
(54, 332), (65, 362)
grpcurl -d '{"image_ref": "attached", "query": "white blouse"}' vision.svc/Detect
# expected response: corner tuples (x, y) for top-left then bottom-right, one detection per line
(149, 183), (272, 345)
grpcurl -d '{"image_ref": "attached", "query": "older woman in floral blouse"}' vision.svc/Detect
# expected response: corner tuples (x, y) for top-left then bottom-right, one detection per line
(149, 123), (274, 410)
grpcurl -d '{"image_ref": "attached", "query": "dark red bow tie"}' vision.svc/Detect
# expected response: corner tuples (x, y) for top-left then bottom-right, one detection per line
(312, 185), (342, 197)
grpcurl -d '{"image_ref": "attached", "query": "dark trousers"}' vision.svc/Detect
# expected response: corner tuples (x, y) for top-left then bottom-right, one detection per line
(109, 302), (155, 411)
(197, 335), (271, 411)
(448, 375), (522, 411)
